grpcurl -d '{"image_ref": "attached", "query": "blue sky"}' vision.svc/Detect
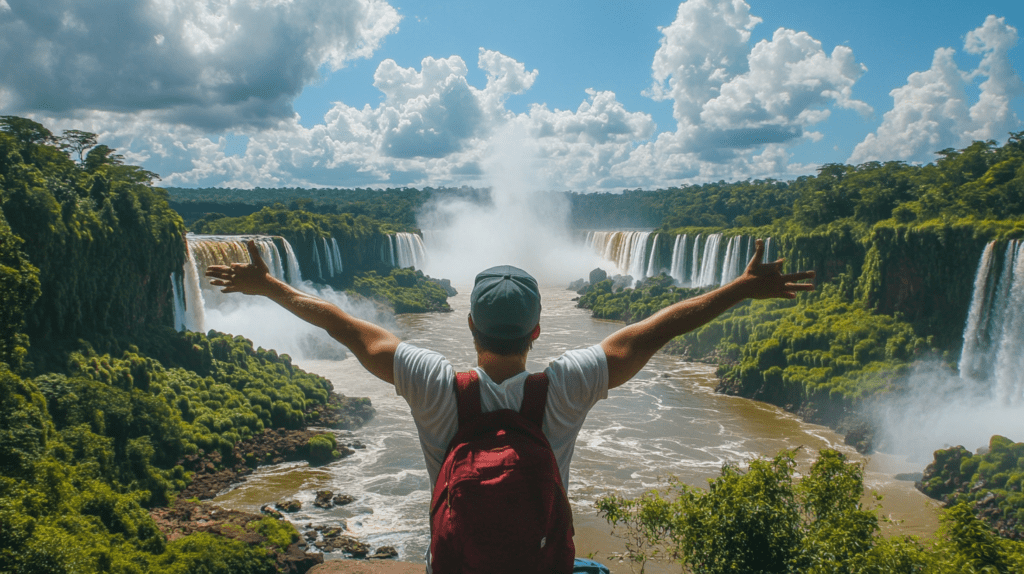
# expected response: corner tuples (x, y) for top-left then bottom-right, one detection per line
(1, 0), (1022, 190)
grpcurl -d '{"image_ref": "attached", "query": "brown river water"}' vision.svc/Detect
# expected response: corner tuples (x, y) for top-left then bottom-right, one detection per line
(214, 285), (940, 570)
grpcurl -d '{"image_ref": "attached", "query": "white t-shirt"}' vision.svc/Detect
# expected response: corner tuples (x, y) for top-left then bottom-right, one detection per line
(392, 342), (610, 491)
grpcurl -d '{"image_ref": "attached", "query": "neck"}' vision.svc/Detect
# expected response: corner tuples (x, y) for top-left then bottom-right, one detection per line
(476, 351), (528, 384)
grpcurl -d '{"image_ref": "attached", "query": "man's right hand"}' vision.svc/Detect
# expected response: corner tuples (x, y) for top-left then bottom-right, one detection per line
(205, 240), (277, 296)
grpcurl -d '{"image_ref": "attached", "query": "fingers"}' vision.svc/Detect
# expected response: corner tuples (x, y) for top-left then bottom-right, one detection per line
(784, 282), (815, 291)
(205, 264), (230, 277)
(246, 240), (269, 272)
(747, 239), (765, 268)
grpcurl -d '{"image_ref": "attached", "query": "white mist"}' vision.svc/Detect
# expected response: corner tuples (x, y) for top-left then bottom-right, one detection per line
(418, 125), (604, 286)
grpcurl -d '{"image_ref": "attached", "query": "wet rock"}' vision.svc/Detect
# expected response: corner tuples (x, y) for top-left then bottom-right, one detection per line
(261, 504), (284, 519)
(276, 500), (302, 513)
(314, 490), (335, 508)
(567, 278), (587, 292)
(369, 546), (399, 559)
(589, 268), (608, 286)
(320, 525), (345, 538)
(843, 422), (874, 454)
(319, 533), (370, 558)
(333, 494), (355, 506)
(610, 274), (633, 292)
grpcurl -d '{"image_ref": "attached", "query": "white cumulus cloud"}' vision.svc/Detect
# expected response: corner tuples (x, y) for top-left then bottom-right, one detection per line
(849, 15), (1023, 165)
(0, 0), (400, 129)
(647, 0), (870, 161)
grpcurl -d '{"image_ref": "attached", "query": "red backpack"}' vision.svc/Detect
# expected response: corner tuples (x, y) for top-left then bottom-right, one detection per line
(429, 371), (575, 574)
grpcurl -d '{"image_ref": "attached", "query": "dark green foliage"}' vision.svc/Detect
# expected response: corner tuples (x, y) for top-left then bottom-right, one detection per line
(920, 436), (1024, 540)
(167, 185), (491, 229)
(0, 331), (333, 572)
(351, 267), (452, 313)
(598, 448), (1024, 573)
(710, 289), (927, 421)
(0, 367), (50, 477)
(153, 532), (276, 574)
(0, 208), (40, 372)
(0, 117), (186, 360)
(578, 274), (705, 322)
(582, 278), (927, 423)
(307, 433), (338, 464)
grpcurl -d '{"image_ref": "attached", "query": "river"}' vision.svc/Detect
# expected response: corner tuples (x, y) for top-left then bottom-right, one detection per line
(213, 284), (940, 571)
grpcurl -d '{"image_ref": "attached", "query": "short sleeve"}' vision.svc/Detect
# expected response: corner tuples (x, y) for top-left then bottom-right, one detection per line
(393, 342), (457, 419)
(544, 344), (609, 422)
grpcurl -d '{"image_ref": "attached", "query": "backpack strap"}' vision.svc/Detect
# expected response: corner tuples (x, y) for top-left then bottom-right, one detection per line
(455, 370), (482, 428)
(454, 371), (549, 428)
(519, 372), (550, 427)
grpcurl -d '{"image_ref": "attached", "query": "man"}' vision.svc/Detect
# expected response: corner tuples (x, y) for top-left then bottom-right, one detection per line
(206, 239), (814, 571)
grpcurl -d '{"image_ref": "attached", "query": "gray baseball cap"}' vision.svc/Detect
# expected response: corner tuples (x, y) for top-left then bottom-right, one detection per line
(470, 265), (541, 340)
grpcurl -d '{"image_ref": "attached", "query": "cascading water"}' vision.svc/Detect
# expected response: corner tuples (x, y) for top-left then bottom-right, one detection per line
(587, 231), (654, 285)
(331, 238), (344, 273)
(281, 240), (303, 286)
(313, 239), (324, 279)
(960, 242), (999, 383)
(323, 238), (334, 278)
(645, 234), (661, 278)
(171, 272), (187, 331)
(694, 234), (723, 288)
(690, 234), (703, 286)
(392, 232), (428, 270)
(959, 240), (1024, 404)
(176, 234), (388, 362)
(181, 242), (206, 332)
(588, 232), (768, 289)
(179, 235), (291, 332)
(669, 234), (689, 286)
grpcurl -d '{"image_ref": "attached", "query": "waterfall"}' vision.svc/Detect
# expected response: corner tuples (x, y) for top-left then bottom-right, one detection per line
(960, 242), (998, 382)
(313, 239), (324, 279)
(959, 240), (1024, 404)
(694, 234), (722, 288)
(280, 239), (303, 286)
(382, 236), (396, 267)
(392, 232), (428, 270)
(180, 240), (206, 333)
(176, 235), (297, 332)
(587, 231), (655, 284)
(993, 242), (1024, 405)
(171, 272), (187, 331)
(690, 234), (703, 286)
(645, 234), (660, 278)
(331, 238), (344, 273)
(323, 238), (334, 277)
(719, 236), (744, 285)
(589, 231), (771, 289)
(669, 234), (688, 286)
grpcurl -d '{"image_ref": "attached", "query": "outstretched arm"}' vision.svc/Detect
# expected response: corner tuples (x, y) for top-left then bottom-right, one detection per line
(600, 239), (814, 389)
(205, 240), (400, 384)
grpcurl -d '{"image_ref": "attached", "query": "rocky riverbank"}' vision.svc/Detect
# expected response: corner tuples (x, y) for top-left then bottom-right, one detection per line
(179, 394), (374, 500)
(151, 498), (324, 574)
